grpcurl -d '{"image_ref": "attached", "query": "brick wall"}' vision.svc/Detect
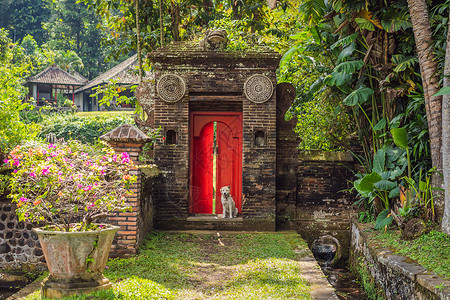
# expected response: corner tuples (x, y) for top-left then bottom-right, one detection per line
(148, 44), (280, 231)
(294, 150), (357, 259)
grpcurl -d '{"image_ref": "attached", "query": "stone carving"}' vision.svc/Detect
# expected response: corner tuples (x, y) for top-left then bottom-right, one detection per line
(156, 74), (186, 103)
(135, 82), (155, 127)
(244, 74), (274, 103)
(199, 29), (228, 50)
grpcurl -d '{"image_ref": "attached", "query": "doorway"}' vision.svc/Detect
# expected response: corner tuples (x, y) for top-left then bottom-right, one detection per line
(190, 112), (242, 215)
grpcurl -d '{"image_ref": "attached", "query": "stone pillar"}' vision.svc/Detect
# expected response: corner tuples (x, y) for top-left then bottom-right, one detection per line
(100, 124), (151, 257)
(275, 83), (299, 230)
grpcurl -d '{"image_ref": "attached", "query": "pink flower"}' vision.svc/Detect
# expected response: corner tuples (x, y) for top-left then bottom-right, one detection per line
(84, 185), (92, 191)
(3, 159), (8, 164)
(77, 184), (83, 188)
(19, 197), (28, 202)
(42, 167), (50, 175)
(29, 172), (36, 177)
(113, 154), (117, 162)
(13, 159), (20, 167)
(121, 152), (130, 164)
(13, 170), (18, 173)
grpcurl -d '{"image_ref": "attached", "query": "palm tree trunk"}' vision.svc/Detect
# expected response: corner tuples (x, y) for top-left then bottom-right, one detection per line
(406, 0), (442, 171)
(442, 11), (450, 234)
(406, 0), (444, 220)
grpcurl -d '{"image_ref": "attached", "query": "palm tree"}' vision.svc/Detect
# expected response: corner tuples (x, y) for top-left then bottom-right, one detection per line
(406, 0), (442, 173)
(54, 50), (84, 73)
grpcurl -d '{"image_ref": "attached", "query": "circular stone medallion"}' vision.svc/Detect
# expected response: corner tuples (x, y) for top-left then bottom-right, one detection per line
(244, 74), (274, 103)
(157, 74), (186, 103)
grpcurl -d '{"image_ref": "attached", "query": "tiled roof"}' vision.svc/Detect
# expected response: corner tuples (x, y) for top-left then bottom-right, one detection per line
(76, 54), (140, 93)
(100, 124), (151, 142)
(26, 66), (87, 86)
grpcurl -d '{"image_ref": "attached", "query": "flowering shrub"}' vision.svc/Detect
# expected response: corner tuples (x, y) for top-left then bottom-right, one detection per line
(4, 141), (136, 232)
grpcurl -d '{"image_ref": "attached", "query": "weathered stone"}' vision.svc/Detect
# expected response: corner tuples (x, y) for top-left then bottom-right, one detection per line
(402, 218), (426, 240)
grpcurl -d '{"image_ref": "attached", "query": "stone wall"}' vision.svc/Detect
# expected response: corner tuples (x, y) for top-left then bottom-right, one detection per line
(0, 202), (45, 271)
(350, 221), (450, 300)
(292, 150), (357, 260)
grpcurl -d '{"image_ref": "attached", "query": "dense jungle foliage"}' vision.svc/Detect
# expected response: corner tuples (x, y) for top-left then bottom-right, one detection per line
(1, 0), (449, 229)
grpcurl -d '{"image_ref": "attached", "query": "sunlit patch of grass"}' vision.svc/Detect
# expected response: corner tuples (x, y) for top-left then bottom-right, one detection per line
(371, 229), (450, 280)
(22, 232), (312, 299)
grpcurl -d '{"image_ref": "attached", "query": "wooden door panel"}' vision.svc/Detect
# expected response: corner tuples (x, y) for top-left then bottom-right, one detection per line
(190, 112), (242, 215)
(191, 122), (214, 213)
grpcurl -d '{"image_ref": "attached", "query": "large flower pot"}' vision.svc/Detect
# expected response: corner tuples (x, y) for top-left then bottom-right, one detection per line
(33, 224), (119, 299)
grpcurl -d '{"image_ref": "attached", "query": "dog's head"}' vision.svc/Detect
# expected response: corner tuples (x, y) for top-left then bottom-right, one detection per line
(220, 186), (231, 198)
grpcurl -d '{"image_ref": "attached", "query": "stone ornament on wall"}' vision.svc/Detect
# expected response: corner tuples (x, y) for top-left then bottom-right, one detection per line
(156, 74), (186, 103)
(244, 74), (274, 103)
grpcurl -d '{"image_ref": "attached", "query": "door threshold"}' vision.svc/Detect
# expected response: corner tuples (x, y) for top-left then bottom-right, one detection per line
(187, 215), (243, 222)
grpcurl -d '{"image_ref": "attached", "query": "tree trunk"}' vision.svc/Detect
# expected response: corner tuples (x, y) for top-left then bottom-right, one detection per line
(406, 0), (444, 219)
(136, 0), (142, 82)
(442, 12), (450, 234)
(406, 0), (442, 171)
(170, 1), (180, 41)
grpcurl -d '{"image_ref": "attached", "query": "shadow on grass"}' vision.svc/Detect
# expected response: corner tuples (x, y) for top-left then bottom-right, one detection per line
(28, 232), (312, 300)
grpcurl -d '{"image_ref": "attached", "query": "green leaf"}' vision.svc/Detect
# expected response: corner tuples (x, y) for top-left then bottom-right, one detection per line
(419, 181), (427, 192)
(280, 46), (300, 67)
(374, 180), (396, 191)
(334, 60), (364, 74)
(373, 149), (386, 173)
(373, 118), (386, 131)
(374, 209), (393, 230)
(323, 71), (352, 86)
(391, 128), (408, 149)
(330, 33), (358, 50)
(337, 43), (356, 63)
(309, 78), (324, 95)
(393, 56), (419, 72)
(390, 167), (404, 180)
(343, 87), (374, 106)
(355, 171), (382, 195)
(389, 186), (400, 198)
(432, 87), (450, 97)
(381, 9), (412, 32)
(355, 18), (375, 31)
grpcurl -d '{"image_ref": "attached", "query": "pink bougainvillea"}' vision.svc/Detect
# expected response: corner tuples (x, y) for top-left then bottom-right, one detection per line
(5, 141), (136, 232)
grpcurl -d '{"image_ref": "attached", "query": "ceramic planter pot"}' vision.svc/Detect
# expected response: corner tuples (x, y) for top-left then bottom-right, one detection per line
(33, 224), (119, 299)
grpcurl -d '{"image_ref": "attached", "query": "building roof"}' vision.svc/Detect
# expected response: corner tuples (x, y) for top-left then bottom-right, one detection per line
(76, 54), (139, 93)
(26, 66), (88, 86)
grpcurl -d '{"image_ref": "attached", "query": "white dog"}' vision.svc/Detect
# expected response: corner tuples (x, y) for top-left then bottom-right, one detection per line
(220, 186), (238, 218)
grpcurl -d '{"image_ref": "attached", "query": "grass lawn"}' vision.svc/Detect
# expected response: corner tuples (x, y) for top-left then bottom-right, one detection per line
(369, 228), (450, 280)
(23, 232), (314, 299)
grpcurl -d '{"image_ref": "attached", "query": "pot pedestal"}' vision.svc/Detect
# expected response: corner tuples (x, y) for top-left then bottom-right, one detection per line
(33, 225), (119, 299)
(41, 274), (113, 298)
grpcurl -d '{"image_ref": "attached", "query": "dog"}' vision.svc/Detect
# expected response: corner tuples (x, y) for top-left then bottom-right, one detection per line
(220, 186), (238, 218)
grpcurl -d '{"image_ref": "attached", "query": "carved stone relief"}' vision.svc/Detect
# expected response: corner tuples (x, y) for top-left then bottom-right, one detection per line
(244, 74), (273, 103)
(156, 74), (186, 103)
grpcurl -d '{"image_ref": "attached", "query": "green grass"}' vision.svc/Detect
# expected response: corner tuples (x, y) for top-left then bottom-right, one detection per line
(23, 232), (312, 299)
(370, 229), (450, 280)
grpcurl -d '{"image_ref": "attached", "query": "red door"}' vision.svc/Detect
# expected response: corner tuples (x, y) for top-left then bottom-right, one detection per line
(190, 112), (242, 214)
